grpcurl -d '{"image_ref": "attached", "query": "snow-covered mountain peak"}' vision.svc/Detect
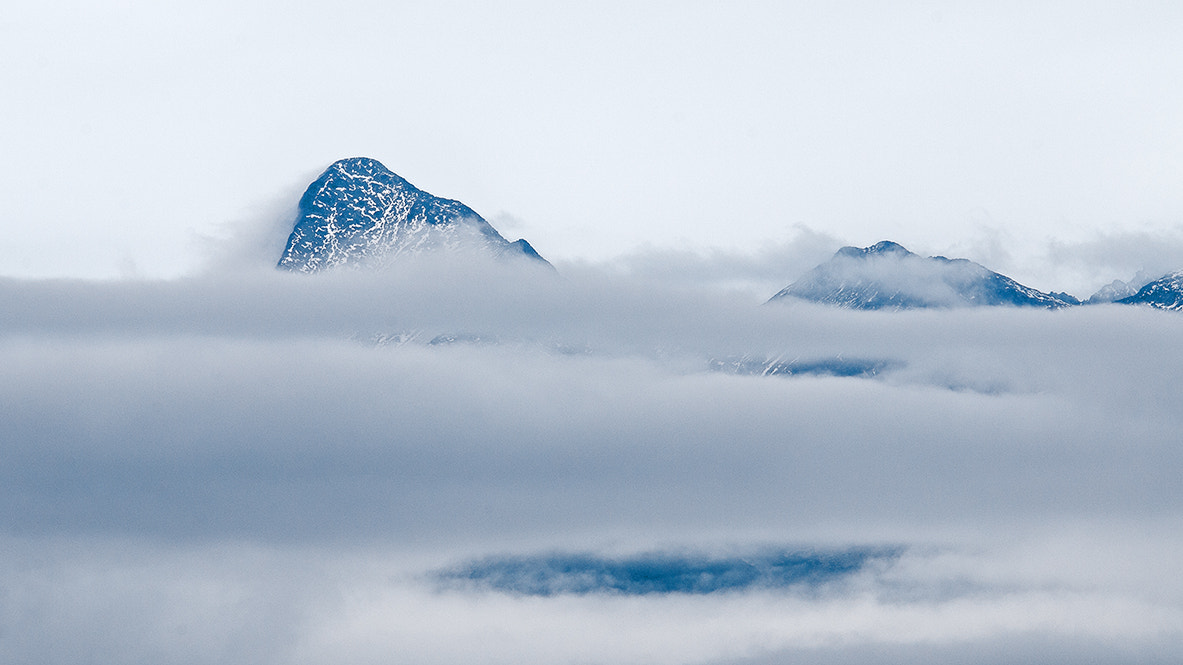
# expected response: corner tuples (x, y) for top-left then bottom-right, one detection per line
(769, 241), (1077, 310)
(278, 158), (549, 273)
(1116, 270), (1183, 310)
(836, 240), (913, 259)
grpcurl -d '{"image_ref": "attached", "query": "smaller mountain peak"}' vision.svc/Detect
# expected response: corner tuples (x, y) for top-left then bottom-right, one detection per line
(1049, 291), (1082, 305)
(1116, 270), (1183, 310)
(836, 241), (913, 259)
(511, 239), (544, 261)
(770, 241), (1073, 310)
(866, 240), (910, 254)
(1087, 270), (1156, 304)
(331, 156), (390, 172)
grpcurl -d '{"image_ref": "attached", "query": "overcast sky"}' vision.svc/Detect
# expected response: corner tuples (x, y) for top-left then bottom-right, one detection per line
(3, 1), (1183, 294)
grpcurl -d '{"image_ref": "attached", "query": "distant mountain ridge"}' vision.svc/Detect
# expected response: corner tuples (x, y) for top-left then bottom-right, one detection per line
(1085, 272), (1153, 304)
(273, 163), (1183, 312)
(1116, 270), (1183, 310)
(768, 241), (1078, 310)
(769, 240), (1183, 311)
(278, 157), (548, 272)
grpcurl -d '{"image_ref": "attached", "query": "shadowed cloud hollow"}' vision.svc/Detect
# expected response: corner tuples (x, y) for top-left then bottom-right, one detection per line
(435, 547), (902, 596)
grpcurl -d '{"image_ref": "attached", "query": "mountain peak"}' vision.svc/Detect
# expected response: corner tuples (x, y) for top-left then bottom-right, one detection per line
(314, 157), (415, 190)
(835, 240), (913, 259)
(1116, 270), (1183, 310)
(770, 241), (1075, 310)
(278, 158), (549, 273)
(332, 156), (388, 171)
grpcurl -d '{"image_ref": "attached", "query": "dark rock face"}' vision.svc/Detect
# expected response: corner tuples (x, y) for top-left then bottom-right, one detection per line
(769, 241), (1076, 310)
(278, 157), (548, 272)
(1116, 271), (1183, 310)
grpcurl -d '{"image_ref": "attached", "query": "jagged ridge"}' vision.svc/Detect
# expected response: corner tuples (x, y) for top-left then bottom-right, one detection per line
(769, 241), (1078, 310)
(1116, 270), (1183, 310)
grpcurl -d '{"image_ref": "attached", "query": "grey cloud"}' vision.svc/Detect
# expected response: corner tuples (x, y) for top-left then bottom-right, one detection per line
(2, 271), (1182, 546)
(2, 257), (1183, 662)
(191, 183), (308, 276)
(1029, 228), (1183, 298)
(1045, 228), (1183, 280)
(577, 226), (843, 299)
(710, 635), (1183, 665)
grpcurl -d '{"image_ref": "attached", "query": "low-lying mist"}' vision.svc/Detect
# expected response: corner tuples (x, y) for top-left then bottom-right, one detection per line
(1, 252), (1180, 664)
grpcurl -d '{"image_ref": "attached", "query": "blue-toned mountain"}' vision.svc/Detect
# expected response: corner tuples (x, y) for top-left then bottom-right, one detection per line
(768, 241), (1078, 310)
(1086, 271), (1154, 304)
(278, 158), (548, 272)
(1116, 271), (1183, 310)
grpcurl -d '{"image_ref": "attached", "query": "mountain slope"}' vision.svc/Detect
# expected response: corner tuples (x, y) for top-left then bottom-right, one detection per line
(1115, 271), (1183, 310)
(768, 241), (1077, 310)
(278, 158), (548, 272)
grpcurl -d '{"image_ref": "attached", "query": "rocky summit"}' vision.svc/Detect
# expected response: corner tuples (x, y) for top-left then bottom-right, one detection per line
(278, 157), (548, 272)
(768, 241), (1078, 310)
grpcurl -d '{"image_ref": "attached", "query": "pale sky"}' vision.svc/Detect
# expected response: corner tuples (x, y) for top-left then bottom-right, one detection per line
(3, 1), (1182, 291)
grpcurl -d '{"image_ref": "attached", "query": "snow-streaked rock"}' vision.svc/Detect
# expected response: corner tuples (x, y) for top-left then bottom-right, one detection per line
(278, 157), (548, 272)
(1116, 270), (1183, 310)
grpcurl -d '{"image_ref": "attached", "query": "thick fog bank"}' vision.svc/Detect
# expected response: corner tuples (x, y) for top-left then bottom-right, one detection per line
(2, 260), (1181, 663)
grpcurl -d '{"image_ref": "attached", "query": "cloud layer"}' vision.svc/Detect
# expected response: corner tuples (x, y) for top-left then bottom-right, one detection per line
(2, 254), (1182, 663)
